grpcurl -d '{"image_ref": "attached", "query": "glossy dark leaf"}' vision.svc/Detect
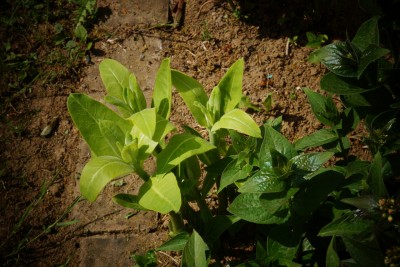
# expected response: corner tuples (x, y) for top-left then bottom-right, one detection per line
(319, 42), (359, 77)
(304, 88), (339, 127)
(367, 152), (388, 197)
(320, 72), (376, 95)
(357, 44), (389, 78)
(228, 192), (290, 224)
(239, 169), (286, 193)
(294, 129), (338, 150)
(292, 169), (344, 217)
(259, 125), (297, 165)
(352, 16), (380, 51)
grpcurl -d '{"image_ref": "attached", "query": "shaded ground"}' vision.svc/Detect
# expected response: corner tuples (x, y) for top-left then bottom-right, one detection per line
(0, 0), (369, 266)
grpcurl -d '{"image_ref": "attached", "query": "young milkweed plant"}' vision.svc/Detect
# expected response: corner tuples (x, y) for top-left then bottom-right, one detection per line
(68, 13), (399, 264)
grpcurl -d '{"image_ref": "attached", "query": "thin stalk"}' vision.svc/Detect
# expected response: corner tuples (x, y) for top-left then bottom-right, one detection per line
(208, 129), (228, 214)
(168, 211), (185, 236)
(133, 163), (150, 181)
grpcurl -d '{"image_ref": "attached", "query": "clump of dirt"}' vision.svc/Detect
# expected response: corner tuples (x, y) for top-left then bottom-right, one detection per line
(0, 0), (370, 266)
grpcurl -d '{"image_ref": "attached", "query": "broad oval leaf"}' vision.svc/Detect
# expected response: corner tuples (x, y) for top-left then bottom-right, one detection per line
(211, 109), (261, 138)
(138, 172), (181, 214)
(322, 42), (360, 78)
(238, 169), (286, 193)
(67, 93), (130, 157)
(228, 193), (290, 224)
(156, 133), (216, 174)
(80, 156), (135, 202)
(98, 120), (125, 156)
(171, 69), (208, 127)
(289, 152), (334, 172)
(152, 58), (172, 119)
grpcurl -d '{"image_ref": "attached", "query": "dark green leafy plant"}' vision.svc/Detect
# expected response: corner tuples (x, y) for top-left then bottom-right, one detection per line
(68, 13), (399, 265)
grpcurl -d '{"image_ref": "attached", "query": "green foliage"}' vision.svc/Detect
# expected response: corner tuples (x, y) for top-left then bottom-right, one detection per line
(69, 12), (400, 262)
(306, 32), (328, 49)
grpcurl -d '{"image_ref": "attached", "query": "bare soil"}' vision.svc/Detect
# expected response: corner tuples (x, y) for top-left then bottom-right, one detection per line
(0, 0), (370, 266)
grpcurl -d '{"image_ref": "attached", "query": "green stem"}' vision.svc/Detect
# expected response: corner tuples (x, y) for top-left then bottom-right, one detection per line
(133, 163), (150, 181)
(168, 211), (185, 236)
(208, 129), (228, 214)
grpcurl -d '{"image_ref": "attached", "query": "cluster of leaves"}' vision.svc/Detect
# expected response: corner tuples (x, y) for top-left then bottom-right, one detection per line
(68, 7), (399, 267)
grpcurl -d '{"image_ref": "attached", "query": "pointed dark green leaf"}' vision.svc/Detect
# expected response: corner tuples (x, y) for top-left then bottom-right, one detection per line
(357, 45), (389, 78)
(295, 129), (338, 150)
(320, 72), (376, 95)
(157, 232), (190, 251)
(319, 211), (373, 237)
(304, 88), (339, 127)
(182, 230), (208, 267)
(326, 236), (340, 267)
(260, 125), (297, 164)
(367, 152), (388, 198)
(352, 16), (380, 51)
(218, 159), (252, 193)
(292, 169), (344, 217)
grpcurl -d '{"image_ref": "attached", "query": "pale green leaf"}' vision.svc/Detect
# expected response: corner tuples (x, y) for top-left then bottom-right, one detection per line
(112, 193), (148, 210)
(171, 69), (208, 127)
(80, 156), (135, 201)
(67, 93), (130, 157)
(138, 172), (181, 214)
(217, 58), (244, 114)
(152, 58), (172, 119)
(99, 59), (130, 101)
(211, 109), (261, 138)
(156, 134), (215, 174)
(98, 120), (125, 157)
